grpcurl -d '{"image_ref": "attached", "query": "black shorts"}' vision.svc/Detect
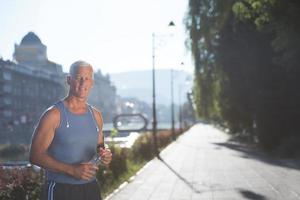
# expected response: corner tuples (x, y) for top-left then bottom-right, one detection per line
(43, 180), (101, 200)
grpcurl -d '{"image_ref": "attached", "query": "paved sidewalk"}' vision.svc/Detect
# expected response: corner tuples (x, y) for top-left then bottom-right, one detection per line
(107, 124), (300, 200)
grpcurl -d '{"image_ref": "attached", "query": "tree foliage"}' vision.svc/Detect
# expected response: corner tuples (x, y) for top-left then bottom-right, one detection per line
(185, 0), (233, 120)
(186, 0), (300, 152)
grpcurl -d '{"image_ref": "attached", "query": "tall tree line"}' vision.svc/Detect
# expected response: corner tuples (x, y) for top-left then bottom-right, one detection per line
(185, 0), (300, 152)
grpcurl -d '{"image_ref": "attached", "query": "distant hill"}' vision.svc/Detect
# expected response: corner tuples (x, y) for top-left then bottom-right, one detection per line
(109, 69), (193, 105)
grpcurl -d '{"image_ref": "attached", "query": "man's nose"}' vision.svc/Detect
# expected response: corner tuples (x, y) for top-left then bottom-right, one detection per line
(79, 78), (87, 85)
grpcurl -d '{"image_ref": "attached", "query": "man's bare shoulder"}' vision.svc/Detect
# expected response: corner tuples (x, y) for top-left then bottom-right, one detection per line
(43, 105), (60, 117)
(38, 105), (61, 126)
(92, 106), (103, 117)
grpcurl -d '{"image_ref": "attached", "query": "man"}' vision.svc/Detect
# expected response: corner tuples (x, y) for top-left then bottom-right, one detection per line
(30, 60), (112, 200)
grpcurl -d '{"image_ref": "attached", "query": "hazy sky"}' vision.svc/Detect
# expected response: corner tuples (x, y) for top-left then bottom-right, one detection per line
(0, 0), (193, 74)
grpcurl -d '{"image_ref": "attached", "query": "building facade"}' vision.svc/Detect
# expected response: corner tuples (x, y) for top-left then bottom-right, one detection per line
(1, 32), (119, 143)
(0, 32), (65, 144)
(88, 70), (117, 123)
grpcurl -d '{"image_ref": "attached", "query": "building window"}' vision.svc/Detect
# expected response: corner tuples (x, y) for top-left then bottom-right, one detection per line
(3, 110), (12, 117)
(3, 84), (12, 93)
(4, 97), (12, 105)
(3, 71), (12, 80)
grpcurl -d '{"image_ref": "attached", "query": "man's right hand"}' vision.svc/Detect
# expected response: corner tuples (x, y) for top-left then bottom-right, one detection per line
(71, 163), (98, 180)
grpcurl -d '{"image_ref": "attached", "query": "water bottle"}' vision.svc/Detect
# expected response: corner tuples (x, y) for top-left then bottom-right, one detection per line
(90, 153), (101, 165)
(90, 144), (107, 165)
(90, 144), (108, 166)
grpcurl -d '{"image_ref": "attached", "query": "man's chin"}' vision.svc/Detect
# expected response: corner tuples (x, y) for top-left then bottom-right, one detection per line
(70, 91), (90, 99)
(73, 94), (88, 100)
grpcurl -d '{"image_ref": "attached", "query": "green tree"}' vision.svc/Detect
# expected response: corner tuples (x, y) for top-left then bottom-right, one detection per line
(185, 0), (232, 120)
(232, 0), (300, 150)
(186, 0), (300, 152)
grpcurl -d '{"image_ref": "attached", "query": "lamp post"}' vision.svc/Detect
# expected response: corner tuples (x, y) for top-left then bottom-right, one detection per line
(178, 62), (185, 133)
(152, 32), (159, 157)
(152, 21), (175, 158)
(170, 68), (175, 140)
(178, 86), (188, 132)
(178, 84), (183, 133)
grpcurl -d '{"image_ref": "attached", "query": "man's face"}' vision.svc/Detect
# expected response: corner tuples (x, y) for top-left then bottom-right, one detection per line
(68, 66), (94, 99)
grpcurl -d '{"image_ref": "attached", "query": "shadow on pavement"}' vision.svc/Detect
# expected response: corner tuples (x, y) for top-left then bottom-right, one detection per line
(157, 156), (270, 199)
(157, 155), (271, 200)
(238, 189), (268, 200)
(157, 156), (201, 194)
(213, 142), (300, 170)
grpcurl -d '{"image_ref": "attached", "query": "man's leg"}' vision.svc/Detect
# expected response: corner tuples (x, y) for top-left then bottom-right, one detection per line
(84, 180), (102, 200)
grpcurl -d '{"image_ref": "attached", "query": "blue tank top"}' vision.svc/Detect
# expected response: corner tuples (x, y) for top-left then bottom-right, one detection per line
(46, 101), (99, 184)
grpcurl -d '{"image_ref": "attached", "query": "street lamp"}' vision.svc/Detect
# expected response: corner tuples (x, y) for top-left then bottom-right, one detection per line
(152, 21), (175, 158)
(171, 62), (185, 140)
(170, 68), (175, 140)
(179, 84), (183, 133)
(178, 85), (187, 132)
(178, 62), (185, 133)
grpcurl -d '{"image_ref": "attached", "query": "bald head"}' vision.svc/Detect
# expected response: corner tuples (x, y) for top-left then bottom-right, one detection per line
(69, 60), (94, 79)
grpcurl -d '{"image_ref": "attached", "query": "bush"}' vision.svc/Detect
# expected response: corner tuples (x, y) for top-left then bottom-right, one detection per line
(0, 144), (27, 158)
(0, 128), (188, 200)
(108, 146), (128, 179)
(276, 135), (300, 158)
(130, 129), (184, 162)
(0, 167), (44, 200)
(131, 132), (155, 161)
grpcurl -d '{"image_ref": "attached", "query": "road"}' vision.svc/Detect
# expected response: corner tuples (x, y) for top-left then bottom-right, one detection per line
(107, 123), (300, 200)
